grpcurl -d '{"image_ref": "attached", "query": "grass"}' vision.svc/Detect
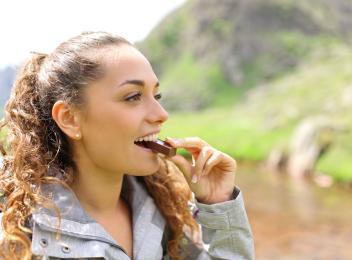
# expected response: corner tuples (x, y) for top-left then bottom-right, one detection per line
(160, 106), (352, 183)
(316, 147), (352, 183)
(159, 44), (352, 183)
(160, 107), (293, 161)
(159, 53), (241, 110)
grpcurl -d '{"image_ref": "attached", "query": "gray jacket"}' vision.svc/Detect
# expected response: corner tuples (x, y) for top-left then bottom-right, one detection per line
(1, 176), (254, 259)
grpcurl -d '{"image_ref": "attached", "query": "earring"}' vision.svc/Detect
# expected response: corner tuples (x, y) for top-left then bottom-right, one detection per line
(75, 133), (81, 139)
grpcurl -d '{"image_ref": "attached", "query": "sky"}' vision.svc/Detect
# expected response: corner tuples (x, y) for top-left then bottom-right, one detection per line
(0, 0), (187, 68)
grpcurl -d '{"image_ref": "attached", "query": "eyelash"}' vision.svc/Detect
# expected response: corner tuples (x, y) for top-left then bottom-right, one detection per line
(125, 92), (163, 102)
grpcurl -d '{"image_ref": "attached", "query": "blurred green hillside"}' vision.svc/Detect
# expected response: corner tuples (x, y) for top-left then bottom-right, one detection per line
(138, 0), (352, 110)
(138, 0), (352, 182)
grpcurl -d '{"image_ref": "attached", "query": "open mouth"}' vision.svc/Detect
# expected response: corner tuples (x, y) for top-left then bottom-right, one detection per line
(134, 133), (159, 149)
(134, 140), (150, 149)
(134, 139), (176, 156)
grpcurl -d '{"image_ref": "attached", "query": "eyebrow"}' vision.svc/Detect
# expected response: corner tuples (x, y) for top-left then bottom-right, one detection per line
(118, 79), (160, 88)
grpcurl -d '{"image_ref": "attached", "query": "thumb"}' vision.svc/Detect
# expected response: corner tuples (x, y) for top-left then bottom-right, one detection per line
(167, 154), (192, 183)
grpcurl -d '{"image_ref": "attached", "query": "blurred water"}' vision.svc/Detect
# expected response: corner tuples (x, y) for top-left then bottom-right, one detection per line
(237, 164), (352, 260)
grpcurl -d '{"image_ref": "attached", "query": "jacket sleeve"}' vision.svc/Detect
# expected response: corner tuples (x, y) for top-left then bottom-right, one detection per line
(181, 188), (255, 260)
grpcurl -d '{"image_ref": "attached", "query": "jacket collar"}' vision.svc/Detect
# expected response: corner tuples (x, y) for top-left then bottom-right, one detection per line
(32, 175), (166, 258)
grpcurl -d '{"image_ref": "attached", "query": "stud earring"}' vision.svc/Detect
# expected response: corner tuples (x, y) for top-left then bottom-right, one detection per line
(75, 133), (81, 139)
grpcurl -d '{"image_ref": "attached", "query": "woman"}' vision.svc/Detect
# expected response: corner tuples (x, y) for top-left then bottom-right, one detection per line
(0, 31), (254, 259)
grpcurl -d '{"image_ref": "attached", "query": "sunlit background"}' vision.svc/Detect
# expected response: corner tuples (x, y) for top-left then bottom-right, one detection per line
(1, 0), (352, 259)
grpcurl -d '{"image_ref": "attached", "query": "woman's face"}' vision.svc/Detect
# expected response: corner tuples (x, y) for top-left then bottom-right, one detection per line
(75, 44), (168, 177)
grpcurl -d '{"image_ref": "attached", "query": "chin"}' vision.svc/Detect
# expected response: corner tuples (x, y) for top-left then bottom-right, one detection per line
(125, 152), (163, 176)
(132, 160), (161, 176)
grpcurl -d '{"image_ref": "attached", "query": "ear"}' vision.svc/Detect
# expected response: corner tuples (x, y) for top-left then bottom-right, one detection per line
(51, 100), (83, 140)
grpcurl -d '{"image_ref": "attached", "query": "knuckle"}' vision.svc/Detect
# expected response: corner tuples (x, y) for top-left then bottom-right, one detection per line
(186, 136), (199, 142)
(193, 136), (201, 141)
(201, 146), (211, 156)
(203, 145), (213, 154)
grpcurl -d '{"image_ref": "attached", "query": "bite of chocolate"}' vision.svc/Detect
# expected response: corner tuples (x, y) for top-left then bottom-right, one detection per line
(135, 139), (177, 157)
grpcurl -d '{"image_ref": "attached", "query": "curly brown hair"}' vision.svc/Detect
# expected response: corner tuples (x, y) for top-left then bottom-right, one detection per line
(0, 31), (199, 259)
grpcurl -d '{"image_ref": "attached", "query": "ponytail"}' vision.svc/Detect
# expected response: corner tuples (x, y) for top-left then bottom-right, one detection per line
(0, 53), (45, 154)
(0, 52), (56, 260)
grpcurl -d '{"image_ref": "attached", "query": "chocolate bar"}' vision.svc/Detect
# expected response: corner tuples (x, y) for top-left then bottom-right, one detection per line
(143, 139), (177, 157)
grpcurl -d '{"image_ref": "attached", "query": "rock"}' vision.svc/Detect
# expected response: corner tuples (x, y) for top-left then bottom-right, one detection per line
(313, 173), (333, 188)
(266, 148), (288, 173)
(287, 116), (342, 177)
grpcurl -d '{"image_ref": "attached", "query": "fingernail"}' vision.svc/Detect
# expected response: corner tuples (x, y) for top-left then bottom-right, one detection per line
(191, 175), (198, 183)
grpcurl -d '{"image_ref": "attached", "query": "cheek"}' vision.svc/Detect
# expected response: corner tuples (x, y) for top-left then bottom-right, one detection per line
(111, 113), (141, 143)
(82, 107), (141, 164)
(88, 102), (137, 134)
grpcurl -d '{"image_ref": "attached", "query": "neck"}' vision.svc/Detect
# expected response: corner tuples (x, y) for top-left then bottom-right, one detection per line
(70, 162), (124, 215)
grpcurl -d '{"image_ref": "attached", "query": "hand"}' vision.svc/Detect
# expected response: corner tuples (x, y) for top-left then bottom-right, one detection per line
(165, 137), (237, 204)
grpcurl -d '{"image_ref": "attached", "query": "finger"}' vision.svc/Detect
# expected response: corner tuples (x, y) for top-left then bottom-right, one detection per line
(203, 151), (223, 176)
(167, 154), (192, 182)
(193, 146), (213, 183)
(205, 152), (237, 175)
(166, 137), (208, 150)
(166, 137), (209, 160)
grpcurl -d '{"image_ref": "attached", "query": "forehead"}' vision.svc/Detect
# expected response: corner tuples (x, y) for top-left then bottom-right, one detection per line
(99, 44), (158, 85)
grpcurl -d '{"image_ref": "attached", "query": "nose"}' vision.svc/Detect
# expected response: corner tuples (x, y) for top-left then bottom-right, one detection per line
(146, 98), (169, 125)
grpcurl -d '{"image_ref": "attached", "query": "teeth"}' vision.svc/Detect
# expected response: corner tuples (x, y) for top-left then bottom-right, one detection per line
(135, 134), (158, 142)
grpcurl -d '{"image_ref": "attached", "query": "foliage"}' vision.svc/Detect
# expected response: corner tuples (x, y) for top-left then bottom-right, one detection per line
(161, 44), (352, 182)
(159, 53), (239, 111)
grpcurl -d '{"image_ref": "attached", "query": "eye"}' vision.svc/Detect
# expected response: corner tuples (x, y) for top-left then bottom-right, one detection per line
(125, 93), (142, 102)
(125, 92), (163, 102)
(154, 93), (162, 100)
